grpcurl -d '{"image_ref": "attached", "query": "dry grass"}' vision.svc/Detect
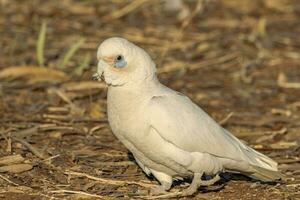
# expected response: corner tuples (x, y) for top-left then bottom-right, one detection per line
(0, 0), (300, 199)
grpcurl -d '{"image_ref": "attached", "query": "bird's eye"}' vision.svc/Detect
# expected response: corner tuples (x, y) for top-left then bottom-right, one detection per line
(116, 55), (122, 61)
(114, 55), (127, 68)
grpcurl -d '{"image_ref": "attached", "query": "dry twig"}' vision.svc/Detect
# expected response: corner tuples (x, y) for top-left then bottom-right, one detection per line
(50, 189), (104, 199)
(0, 154), (24, 166)
(12, 137), (46, 159)
(102, 0), (151, 21)
(277, 72), (300, 89)
(65, 171), (155, 188)
(219, 112), (234, 126)
(0, 174), (19, 186)
(0, 164), (33, 173)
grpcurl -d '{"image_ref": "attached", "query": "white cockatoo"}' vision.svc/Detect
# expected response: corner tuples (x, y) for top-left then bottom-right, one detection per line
(93, 37), (281, 196)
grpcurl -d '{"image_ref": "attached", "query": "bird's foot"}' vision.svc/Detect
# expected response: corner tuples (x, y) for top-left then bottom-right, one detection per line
(147, 174), (221, 198)
(181, 185), (199, 196)
(149, 171), (172, 196)
(147, 190), (208, 199)
(201, 174), (221, 186)
(181, 173), (220, 197)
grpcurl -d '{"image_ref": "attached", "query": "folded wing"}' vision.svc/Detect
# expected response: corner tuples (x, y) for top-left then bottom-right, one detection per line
(149, 92), (278, 176)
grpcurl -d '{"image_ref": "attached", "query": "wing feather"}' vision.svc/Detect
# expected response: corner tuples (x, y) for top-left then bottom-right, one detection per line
(149, 93), (277, 171)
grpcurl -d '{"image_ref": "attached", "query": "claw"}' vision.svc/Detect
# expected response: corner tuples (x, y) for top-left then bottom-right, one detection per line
(181, 173), (220, 197)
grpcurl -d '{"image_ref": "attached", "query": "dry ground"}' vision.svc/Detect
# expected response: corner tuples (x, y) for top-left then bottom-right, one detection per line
(0, 0), (299, 199)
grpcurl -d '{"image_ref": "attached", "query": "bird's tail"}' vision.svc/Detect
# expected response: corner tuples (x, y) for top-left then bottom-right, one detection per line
(241, 144), (282, 182)
(220, 128), (282, 182)
(247, 165), (282, 182)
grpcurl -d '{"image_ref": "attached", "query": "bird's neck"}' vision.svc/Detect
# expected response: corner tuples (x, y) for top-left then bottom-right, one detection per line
(109, 75), (160, 95)
(107, 76), (161, 111)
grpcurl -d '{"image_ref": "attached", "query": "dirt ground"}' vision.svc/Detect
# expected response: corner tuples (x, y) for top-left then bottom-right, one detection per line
(0, 0), (300, 199)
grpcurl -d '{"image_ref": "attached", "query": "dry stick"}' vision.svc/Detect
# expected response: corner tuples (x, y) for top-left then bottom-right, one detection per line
(12, 126), (39, 138)
(219, 112), (234, 126)
(1, 127), (44, 160)
(0, 174), (19, 186)
(0, 126), (39, 140)
(39, 125), (76, 132)
(277, 72), (300, 89)
(143, 192), (182, 200)
(12, 137), (46, 159)
(158, 0), (207, 67)
(88, 124), (107, 135)
(43, 154), (60, 163)
(65, 171), (155, 188)
(91, 161), (136, 167)
(143, 190), (210, 200)
(42, 114), (71, 121)
(0, 163), (33, 173)
(50, 189), (104, 199)
(53, 88), (73, 105)
(188, 52), (238, 71)
(276, 158), (300, 164)
(47, 106), (69, 113)
(158, 52), (238, 73)
(51, 88), (85, 118)
(0, 154), (24, 166)
(62, 81), (106, 92)
(102, 0), (151, 21)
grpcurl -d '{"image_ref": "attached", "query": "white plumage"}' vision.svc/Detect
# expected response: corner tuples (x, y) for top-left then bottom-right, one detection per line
(94, 37), (281, 196)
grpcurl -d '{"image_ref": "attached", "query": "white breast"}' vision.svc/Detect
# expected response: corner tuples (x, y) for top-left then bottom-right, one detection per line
(107, 86), (150, 150)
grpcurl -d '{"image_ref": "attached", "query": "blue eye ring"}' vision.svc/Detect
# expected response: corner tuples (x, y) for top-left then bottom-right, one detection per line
(114, 55), (127, 68)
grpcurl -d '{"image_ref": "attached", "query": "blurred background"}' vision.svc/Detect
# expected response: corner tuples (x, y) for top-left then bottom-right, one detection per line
(0, 0), (299, 199)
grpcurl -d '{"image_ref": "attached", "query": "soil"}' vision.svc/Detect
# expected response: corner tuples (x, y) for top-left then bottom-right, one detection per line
(0, 0), (299, 199)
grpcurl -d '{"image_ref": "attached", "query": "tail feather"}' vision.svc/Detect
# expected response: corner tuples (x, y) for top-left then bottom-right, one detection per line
(248, 165), (282, 182)
(243, 146), (278, 171)
(222, 129), (281, 182)
(241, 144), (282, 182)
(223, 129), (278, 171)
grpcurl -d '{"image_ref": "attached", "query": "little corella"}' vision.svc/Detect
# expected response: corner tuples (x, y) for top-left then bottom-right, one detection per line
(93, 37), (281, 196)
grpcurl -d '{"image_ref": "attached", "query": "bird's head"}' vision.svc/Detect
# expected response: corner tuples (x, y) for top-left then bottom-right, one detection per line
(94, 37), (157, 87)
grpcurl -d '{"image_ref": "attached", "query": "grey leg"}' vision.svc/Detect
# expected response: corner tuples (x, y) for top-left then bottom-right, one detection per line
(182, 173), (220, 196)
(150, 169), (173, 195)
(147, 174), (220, 199)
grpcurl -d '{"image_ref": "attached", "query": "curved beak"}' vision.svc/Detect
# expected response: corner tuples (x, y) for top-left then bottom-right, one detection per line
(92, 57), (113, 81)
(92, 73), (101, 81)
